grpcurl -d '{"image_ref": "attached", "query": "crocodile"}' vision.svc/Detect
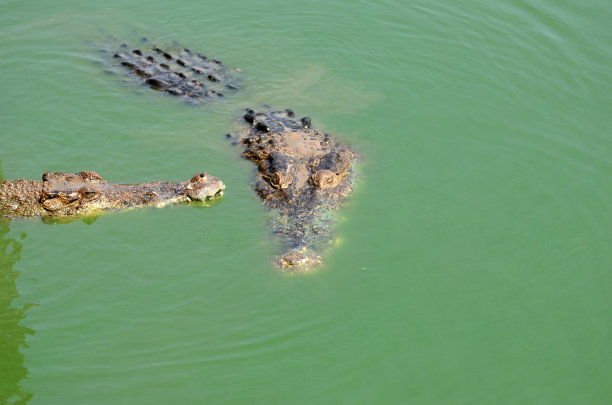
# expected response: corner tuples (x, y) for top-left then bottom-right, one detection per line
(98, 42), (359, 270)
(109, 42), (240, 102)
(0, 171), (225, 219)
(233, 108), (359, 270)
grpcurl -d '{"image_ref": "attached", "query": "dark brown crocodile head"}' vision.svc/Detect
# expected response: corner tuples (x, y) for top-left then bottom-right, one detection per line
(236, 108), (359, 271)
(39, 171), (225, 217)
(241, 110), (356, 205)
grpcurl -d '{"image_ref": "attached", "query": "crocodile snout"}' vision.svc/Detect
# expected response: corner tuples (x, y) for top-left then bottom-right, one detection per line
(185, 172), (225, 201)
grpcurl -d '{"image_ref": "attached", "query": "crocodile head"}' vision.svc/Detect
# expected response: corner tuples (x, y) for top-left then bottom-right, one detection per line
(237, 108), (359, 271)
(241, 110), (357, 206)
(39, 171), (224, 217)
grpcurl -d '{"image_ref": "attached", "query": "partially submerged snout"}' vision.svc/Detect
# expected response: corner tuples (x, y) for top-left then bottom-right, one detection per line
(183, 172), (225, 201)
(1, 170), (227, 219)
(276, 248), (322, 271)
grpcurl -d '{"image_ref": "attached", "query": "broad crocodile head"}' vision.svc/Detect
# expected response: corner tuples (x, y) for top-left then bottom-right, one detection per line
(39, 171), (224, 217)
(236, 107), (359, 271)
(240, 109), (357, 204)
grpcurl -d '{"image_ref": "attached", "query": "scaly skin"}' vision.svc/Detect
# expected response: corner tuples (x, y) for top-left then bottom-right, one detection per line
(0, 171), (225, 219)
(108, 43), (240, 102)
(0, 180), (44, 217)
(234, 108), (359, 271)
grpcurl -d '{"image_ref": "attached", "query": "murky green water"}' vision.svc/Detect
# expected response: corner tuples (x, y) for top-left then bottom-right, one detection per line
(1, 0), (611, 403)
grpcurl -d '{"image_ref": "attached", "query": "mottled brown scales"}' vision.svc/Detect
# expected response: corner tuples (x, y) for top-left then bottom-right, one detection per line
(1, 171), (225, 219)
(234, 108), (359, 271)
(0, 180), (44, 217)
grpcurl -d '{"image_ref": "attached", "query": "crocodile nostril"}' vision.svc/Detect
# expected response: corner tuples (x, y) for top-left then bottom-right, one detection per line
(191, 172), (208, 183)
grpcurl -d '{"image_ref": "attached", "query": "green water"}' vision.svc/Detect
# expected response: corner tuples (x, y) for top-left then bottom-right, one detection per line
(1, 0), (611, 403)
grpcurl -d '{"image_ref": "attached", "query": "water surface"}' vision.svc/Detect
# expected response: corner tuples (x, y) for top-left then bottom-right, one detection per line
(1, 0), (611, 403)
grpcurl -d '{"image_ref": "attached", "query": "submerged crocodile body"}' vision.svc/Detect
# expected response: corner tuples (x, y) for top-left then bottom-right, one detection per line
(0, 171), (224, 219)
(109, 42), (239, 102)
(234, 108), (359, 270)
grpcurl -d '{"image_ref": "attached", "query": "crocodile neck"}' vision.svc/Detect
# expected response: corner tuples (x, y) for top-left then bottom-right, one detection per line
(0, 180), (45, 217)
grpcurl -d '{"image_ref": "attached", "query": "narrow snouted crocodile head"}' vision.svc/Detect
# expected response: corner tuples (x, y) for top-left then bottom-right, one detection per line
(1, 171), (225, 218)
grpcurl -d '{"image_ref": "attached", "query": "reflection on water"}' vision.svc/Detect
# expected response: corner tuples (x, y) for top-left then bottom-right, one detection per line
(0, 161), (35, 404)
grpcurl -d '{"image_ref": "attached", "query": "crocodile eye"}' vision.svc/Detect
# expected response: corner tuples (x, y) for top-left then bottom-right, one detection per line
(326, 176), (334, 184)
(82, 191), (98, 201)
